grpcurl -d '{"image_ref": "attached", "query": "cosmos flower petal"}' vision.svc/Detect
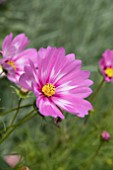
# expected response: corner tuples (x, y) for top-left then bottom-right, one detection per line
(48, 58), (82, 85)
(12, 33), (30, 53)
(102, 49), (113, 67)
(38, 47), (66, 84)
(14, 48), (38, 67)
(56, 85), (92, 98)
(38, 48), (80, 86)
(70, 87), (93, 98)
(55, 70), (91, 86)
(52, 61), (82, 85)
(2, 32), (13, 51)
(52, 95), (92, 117)
(19, 61), (39, 90)
(36, 96), (64, 119)
(37, 47), (49, 68)
(105, 76), (113, 82)
(7, 69), (18, 83)
(78, 79), (93, 86)
(2, 33), (13, 58)
(19, 73), (33, 90)
(66, 53), (75, 61)
(2, 33), (30, 58)
(59, 79), (93, 90)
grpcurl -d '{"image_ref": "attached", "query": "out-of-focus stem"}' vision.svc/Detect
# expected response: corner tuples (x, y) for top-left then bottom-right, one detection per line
(0, 127), (14, 145)
(84, 78), (104, 124)
(0, 104), (33, 116)
(83, 142), (103, 170)
(13, 109), (37, 128)
(90, 78), (104, 102)
(0, 109), (36, 145)
(10, 98), (22, 126)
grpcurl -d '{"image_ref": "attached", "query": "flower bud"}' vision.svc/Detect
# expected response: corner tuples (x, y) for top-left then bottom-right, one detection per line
(4, 154), (21, 168)
(20, 87), (29, 95)
(100, 130), (110, 141)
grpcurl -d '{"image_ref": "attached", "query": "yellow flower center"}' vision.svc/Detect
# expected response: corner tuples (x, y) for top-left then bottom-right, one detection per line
(7, 61), (16, 70)
(105, 68), (113, 78)
(42, 83), (55, 97)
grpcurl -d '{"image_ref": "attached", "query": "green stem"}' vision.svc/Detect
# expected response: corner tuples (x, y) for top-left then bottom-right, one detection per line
(0, 127), (14, 145)
(10, 98), (22, 126)
(83, 142), (103, 170)
(0, 109), (36, 145)
(0, 104), (33, 116)
(90, 78), (104, 102)
(84, 78), (104, 124)
(13, 112), (37, 129)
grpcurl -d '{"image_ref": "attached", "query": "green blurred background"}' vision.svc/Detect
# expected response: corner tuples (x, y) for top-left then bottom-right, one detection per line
(0, 0), (113, 169)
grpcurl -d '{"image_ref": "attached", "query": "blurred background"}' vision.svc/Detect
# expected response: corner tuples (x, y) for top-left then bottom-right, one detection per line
(0, 0), (113, 169)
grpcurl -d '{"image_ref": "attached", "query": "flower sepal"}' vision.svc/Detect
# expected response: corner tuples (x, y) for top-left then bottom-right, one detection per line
(10, 86), (30, 99)
(54, 117), (62, 128)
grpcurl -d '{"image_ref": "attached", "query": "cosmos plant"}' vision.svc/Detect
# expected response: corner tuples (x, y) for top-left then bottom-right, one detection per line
(0, 32), (112, 146)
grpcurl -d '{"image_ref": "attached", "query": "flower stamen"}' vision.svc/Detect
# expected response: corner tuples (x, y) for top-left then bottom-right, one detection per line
(42, 83), (55, 97)
(7, 61), (16, 70)
(105, 67), (113, 78)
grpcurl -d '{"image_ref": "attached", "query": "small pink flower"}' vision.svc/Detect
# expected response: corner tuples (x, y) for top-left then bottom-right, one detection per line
(100, 130), (110, 141)
(99, 49), (113, 82)
(0, 33), (38, 84)
(19, 46), (93, 119)
(4, 154), (21, 168)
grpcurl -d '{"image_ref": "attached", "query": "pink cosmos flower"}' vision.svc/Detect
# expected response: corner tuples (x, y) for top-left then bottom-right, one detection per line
(99, 49), (113, 82)
(0, 33), (38, 84)
(19, 46), (93, 119)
